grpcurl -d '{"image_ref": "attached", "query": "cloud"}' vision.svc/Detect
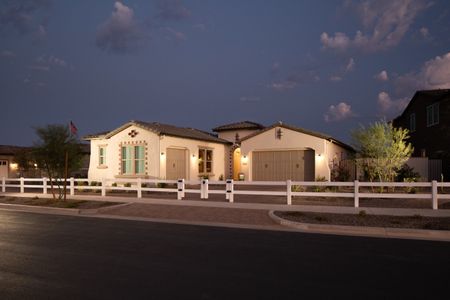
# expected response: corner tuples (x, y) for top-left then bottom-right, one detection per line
(270, 62), (280, 75)
(240, 96), (261, 102)
(164, 27), (186, 41)
(37, 55), (67, 67)
(268, 71), (318, 91)
(345, 57), (355, 72)
(324, 102), (354, 122)
(377, 91), (409, 115)
(374, 70), (389, 81)
(321, 0), (429, 52)
(330, 75), (342, 82)
(156, 0), (190, 20)
(192, 23), (206, 31)
(419, 26), (429, 38)
(0, 0), (50, 38)
(0, 50), (15, 57)
(29, 65), (50, 71)
(96, 2), (147, 54)
(395, 52), (450, 94)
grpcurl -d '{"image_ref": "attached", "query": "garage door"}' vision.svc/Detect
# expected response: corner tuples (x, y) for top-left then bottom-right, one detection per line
(0, 160), (8, 178)
(252, 150), (314, 181)
(166, 148), (187, 180)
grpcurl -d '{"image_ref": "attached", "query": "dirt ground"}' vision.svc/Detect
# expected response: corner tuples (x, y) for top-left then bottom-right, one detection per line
(0, 196), (120, 209)
(275, 211), (450, 230)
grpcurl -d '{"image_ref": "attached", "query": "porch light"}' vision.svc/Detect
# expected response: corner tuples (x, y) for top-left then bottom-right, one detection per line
(161, 152), (165, 156)
(10, 163), (18, 170)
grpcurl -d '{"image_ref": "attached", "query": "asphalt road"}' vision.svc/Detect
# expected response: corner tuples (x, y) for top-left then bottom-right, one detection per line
(0, 210), (449, 299)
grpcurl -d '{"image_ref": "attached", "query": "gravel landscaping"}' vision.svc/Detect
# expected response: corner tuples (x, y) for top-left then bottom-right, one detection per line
(274, 211), (450, 230)
(0, 196), (120, 209)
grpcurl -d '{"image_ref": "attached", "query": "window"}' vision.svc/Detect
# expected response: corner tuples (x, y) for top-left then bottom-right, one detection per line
(426, 103), (439, 127)
(121, 145), (145, 175)
(99, 147), (106, 165)
(409, 113), (416, 132)
(198, 148), (213, 173)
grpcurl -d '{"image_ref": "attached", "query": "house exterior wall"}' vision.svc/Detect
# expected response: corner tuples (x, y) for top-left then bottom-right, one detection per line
(87, 125), (227, 181)
(217, 129), (261, 143)
(160, 135), (227, 180)
(393, 92), (450, 180)
(240, 127), (351, 181)
(88, 125), (160, 181)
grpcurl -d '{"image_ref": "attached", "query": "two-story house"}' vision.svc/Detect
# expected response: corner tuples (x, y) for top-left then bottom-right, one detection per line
(393, 89), (450, 180)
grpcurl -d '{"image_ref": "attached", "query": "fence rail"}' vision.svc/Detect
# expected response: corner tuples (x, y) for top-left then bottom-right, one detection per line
(1, 177), (449, 210)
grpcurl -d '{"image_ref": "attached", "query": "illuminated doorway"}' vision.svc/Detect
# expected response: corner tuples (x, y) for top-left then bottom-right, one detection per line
(233, 148), (241, 180)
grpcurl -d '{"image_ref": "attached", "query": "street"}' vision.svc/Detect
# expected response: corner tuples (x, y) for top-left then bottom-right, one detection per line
(0, 209), (449, 299)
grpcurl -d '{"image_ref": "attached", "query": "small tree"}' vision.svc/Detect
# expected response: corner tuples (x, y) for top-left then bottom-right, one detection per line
(33, 124), (83, 200)
(352, 120), (413, 184)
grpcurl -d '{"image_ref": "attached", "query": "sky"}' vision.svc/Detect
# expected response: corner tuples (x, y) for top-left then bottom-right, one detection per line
(1, 0), (450, 146)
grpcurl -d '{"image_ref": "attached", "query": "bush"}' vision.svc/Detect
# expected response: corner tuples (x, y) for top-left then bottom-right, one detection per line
(396, 164), (420, 182)
(124, 182), (131, 188)
(90, 181), (98, 186)
(291, 185), (306, 192)
(314, 176), (327, 192)
(157, 182), (167, 188)
(111, 182), (117, 187)
(331, 164), (351, 182)
(358, 210), (367, 217)
(218, 174), (224, 181)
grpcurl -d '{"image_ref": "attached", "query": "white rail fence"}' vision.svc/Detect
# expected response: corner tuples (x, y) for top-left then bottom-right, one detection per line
(1, 177), (450, 210)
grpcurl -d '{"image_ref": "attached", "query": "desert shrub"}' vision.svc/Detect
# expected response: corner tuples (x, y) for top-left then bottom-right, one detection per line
(124, 182), (132, 188)
(314, 176), (327, 192)
(291, 185), (306, 192)
(331, 164), (351, 182)
(111, 182), (117, 187)
(90, 181), (98, 186)
(157, 182), (167, 188)
(396, 164), (420, 182)
(218, 174), (224, 181)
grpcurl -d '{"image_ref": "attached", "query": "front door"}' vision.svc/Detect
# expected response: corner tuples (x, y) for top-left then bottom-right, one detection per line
(166, 148), (187, 180)
(0, 160), (8, 178)
(233, 148), (241, 180)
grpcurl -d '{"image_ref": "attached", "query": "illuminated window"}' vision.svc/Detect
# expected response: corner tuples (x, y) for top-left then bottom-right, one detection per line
(121, 145), (145, 175)
(198, 148), (213, 173)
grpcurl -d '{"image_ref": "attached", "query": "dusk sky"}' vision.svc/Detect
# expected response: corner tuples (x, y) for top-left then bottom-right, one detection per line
(1, 0), (450, 146)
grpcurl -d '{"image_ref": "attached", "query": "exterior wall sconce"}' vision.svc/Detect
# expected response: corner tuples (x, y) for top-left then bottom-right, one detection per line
(192, 154), (196, 158)
(161, 152), (165, 156)
(276, 128), (283, 139)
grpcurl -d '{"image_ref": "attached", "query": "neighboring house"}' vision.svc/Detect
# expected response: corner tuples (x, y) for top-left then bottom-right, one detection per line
(84, 120), (353, 182)
(393, 89), (450, 180)
(0, 144), (90, 179)
(83, 121), (231, 181)
(0, 145), (31, 178)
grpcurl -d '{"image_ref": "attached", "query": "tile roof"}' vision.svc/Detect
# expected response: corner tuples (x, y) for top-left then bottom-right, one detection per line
(83, 121), (231, 144)
(240, 121), (354, 151)
(212, 121), (265, 132)
(0, 145), (31, 155)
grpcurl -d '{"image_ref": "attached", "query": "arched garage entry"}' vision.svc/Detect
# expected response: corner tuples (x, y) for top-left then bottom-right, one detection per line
(252, 149), (315, 181)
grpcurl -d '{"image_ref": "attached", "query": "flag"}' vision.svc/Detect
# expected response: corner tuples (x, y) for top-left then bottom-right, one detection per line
(70, 121), (78, 136)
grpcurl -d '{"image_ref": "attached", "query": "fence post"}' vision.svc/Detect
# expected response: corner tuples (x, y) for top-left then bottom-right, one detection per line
(101, 178), (106, 197)
(1, 177), (5, 193)
(20, 177), (24, 193)
(70, 177), (75, 196)
(202, 179), (209, 199)
(354, 180), (359, 208)
(137, 178), (142, 198)
(177, 179), (183, 200)
(43, 177), (47, 194)
(225, 180), (230, 200)
(226, 179), (234, 203)
(287, 180), (292, 205)
(181, 179), (185, 197)
(432, 180), (438, 210)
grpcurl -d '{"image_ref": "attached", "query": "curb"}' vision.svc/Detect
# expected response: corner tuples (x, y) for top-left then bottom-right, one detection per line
(0, 202), (81, 216)
(268, 211), (450, 242)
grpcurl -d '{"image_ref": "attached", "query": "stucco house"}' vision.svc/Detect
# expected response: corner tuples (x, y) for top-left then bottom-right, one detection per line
(84, 120), (353, 182)
(84, 121), (231, 181)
